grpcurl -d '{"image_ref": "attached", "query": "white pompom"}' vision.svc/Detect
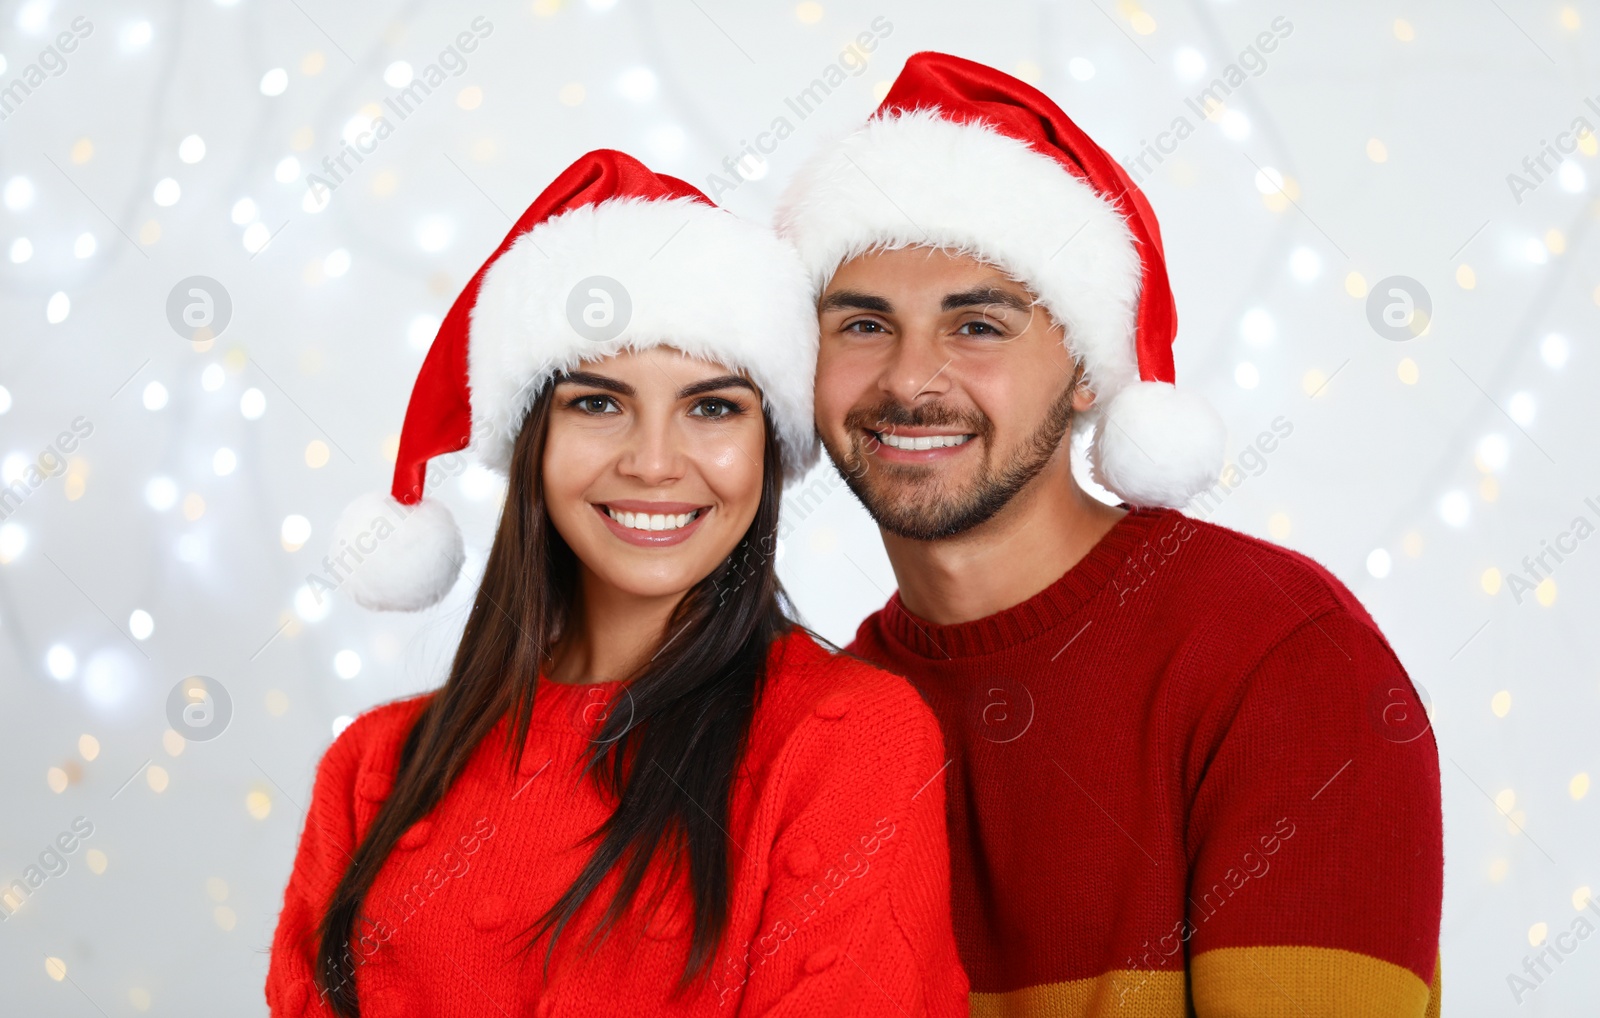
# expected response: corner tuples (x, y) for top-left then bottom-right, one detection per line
(1090, 381), (1226, 508)
(328, 492), (463, 612)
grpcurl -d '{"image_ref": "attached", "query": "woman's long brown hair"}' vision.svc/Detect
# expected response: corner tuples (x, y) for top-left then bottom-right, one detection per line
(313, 380), (791, 1013)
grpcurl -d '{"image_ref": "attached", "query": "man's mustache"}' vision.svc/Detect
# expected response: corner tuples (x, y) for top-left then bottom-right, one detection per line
(842, 399), (994, 441)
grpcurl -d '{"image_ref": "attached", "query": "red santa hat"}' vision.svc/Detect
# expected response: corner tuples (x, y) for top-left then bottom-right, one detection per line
(775, 51), (1223, 508)
(333, 149), (817, 612)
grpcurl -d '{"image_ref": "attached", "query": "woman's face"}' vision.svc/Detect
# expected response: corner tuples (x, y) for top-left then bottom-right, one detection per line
(542, 346), (766, 602)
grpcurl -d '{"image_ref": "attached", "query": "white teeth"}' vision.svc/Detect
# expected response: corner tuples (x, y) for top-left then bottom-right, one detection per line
(876, 431), (972, 450)
(606, 507), (700, 532)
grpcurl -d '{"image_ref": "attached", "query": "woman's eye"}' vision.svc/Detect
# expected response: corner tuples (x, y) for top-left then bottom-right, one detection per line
(689, 397), (741, 419)
(573, 395), (618, 414)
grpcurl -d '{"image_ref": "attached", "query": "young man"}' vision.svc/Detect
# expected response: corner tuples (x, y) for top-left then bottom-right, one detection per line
(778, 53), (1443, 1016)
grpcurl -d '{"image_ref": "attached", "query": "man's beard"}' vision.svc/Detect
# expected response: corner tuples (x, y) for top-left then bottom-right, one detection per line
(825, 386), (1077, 541)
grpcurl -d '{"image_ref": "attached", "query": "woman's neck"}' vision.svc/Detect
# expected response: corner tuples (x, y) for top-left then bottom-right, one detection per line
(546, 568), (686, 684)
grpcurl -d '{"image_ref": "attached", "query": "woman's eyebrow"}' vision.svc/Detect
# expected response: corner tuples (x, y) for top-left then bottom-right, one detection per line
(556, 371), (636, 396)
(678, 375), (757, 399)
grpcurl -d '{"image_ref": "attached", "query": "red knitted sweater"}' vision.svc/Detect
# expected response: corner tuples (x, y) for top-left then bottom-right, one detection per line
(849, 508), (1444, 1016)
(266, 629), (969, 1017)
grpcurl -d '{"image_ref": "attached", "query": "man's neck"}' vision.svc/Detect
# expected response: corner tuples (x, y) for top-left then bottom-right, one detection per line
(881, 463), (1126, 627)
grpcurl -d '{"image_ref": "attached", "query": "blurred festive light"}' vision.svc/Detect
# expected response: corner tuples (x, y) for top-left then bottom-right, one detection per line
(230, 197), (258, 225)
(332, 714), (355, 737)
(795, 2), (823, 24)
(1545, 228), (1565, 254)
(46, 291), (70, 323)
(45, 958), (66, 982)
(334, 650), (362, 679)
(153, 177), (181, 206)
(0, 385), (10, 413)
(1067, 57), (1095, 81)
(1481, 567), (1502, 594)
(201, 364), (225, 391)
(1, 453), (25, 483)
(239, 387), (266, 419)
(1253, 166), (1284, 194)
(1523, 238), (1548, 264)
(0, 521), (28, 561)
(46, 644), (76, 680)
(1573, 773), (1591, 800)
(408, 313), (442, 350)
(1393, 18), (1415, 41)
(129, 609), (154, 640)
(1288, 247), (1321, 281)
(47, 767), (69, 792)
(1491, 690), (1512, 717)
(341, 114), (376, 146)
(213, 448), (237, 476)
(1508, 392), (1535, 426)
(281, 514), (312, 549)
(1267, 512), (1291, 539)
(242, 221), (271, 252)
(1536, 578), (1557, 606)
(259, 67), (288, 96)
(1233, 362), (1259, 389)
(0, 515), (31, 564)
(119, 20), (153, 50)
(3, 176), (34, 210)
(1344, 271), (1368, 298)
(1218, 109), (1249, 141)
(183, 492), (205, 521)
(1397, 358), (1419, 385)
(79, 733), (99, 760)
(15, 1), (49, 33)
(148, 487), (191, 528)
(1130, 10), (1156, 33)
(1559, 161), (1586, 192)
(9, 237), (32, 263)
(302, 187), (329, 214)
(83, 648), (140, 709)
(1439, 490), (1470, 527)
(294, 584), (330, 622)
(1366, 549), (1392, 578)
(1172, 47), (1205, 81)
(617, 66), (658, 102)
(460, 463), (503, 501)
(1366, 138), (1388, 163)
(1476, 433), (1509, 472)
(1240, 308), (1274, 347)
(177, 533), (206, 564)
(87, 850), (107, 875)
(142, 381), (168, 410)
(324, 248), (351, 278)
(1455, 263), (1475, 289)
(415, 216), (455, 253)
(274, 156), (300, 183)
(558, 82), (585, 106)
(304, 439), (330, 468)
(246, 791), (272, 820)
(1540, 333), (1569, 369)
(456, 86), (483, 111)
(178, 134), (206, 164)
(147, 765), (169, 792)
(383, 61), (413, 87)
(74, 231), (96, 258)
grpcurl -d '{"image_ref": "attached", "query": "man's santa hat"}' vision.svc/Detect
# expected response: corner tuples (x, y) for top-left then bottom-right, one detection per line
(332, 149), (817, 612)
(775, 52), (1223, 508)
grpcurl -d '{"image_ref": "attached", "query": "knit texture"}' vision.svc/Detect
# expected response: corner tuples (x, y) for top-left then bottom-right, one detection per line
(849, 508), (1444, 1017)
(266, 629), (969, 1016)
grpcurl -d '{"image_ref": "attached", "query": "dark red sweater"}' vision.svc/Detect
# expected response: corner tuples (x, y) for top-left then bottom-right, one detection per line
(849, 508), (1444, 1016)
(266, 629), (969, 1016)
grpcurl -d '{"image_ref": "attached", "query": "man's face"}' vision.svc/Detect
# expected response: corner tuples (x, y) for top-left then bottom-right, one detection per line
(813, 247), (1095, 541)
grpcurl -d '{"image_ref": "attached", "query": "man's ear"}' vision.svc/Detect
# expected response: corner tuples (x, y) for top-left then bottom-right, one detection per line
(1070, 364), (1097, 413)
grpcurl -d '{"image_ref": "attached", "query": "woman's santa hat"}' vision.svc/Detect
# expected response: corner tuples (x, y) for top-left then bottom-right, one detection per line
(332, 149), (817, 612)
(775, 51), (1224, 508)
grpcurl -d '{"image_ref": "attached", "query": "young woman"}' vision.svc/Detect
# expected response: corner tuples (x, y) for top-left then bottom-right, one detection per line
(265, 151), (967, 1017)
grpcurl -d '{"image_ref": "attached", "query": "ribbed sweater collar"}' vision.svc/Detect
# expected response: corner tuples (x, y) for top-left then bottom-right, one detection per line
(874, 507), (1167, 660)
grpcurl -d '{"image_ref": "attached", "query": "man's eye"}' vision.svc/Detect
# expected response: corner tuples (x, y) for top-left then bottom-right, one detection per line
(956, 320), (1003, 337)
(843, 319), (887, 334)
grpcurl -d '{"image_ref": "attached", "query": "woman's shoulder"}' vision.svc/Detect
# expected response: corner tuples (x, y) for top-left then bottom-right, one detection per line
(758, 628), (943, 749)
(314, 693), (433, 789)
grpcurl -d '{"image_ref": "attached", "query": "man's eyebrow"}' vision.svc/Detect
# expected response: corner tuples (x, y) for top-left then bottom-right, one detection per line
(819, 290), (894, 314)
(555, 371), (636, 397)
(678, 375), (757, 399)
(941, 287), (1033, 313)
